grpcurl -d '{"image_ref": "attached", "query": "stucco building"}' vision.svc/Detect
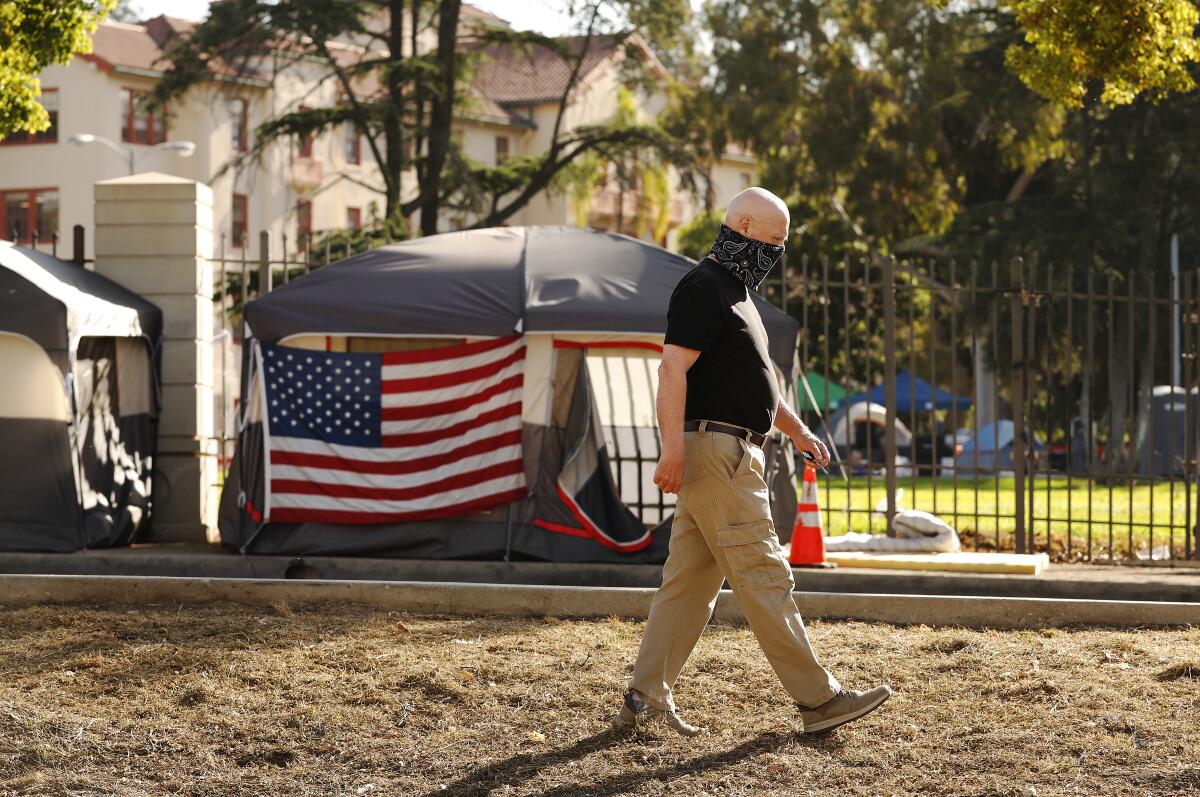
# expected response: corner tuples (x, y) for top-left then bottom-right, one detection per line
(0, 5), (755, 259)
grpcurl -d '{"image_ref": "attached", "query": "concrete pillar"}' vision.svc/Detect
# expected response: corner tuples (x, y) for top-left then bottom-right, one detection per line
(93, 173), (217, 543)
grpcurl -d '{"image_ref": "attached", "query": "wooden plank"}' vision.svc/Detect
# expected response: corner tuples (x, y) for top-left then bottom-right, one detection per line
(823, 551), (1050, 575)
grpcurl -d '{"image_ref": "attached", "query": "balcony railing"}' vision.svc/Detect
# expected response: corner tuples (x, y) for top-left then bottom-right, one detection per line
(591, 190), (685, 227)
(292, 158), (323, 189)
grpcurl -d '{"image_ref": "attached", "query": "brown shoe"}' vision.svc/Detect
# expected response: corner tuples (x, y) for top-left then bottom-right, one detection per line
(611, 689), (702, 736)
(797, 686), (892, 734)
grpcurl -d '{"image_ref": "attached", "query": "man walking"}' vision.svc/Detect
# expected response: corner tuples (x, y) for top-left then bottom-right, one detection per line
(613, 187), (891, 736)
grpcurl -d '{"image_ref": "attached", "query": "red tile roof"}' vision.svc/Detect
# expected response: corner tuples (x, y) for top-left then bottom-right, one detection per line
(470, 33), (629, 104)
(81, 17), (653, 128)
(85, 20), (167, 73)
(84, 16), (255, 79)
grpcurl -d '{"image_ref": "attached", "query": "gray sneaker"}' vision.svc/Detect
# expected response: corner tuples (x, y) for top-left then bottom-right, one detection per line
(797, 685), (892, 734)
(611, 689), (702, 736)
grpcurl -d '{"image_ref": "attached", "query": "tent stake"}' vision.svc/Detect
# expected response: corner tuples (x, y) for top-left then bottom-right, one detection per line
(503, 502), (514, 561)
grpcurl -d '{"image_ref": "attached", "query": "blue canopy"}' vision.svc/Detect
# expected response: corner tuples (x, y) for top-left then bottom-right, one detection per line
(845, 371), (971, 413)
(961, 420), (1045, 453)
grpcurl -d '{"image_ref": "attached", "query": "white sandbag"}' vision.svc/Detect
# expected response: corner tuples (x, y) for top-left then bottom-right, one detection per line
(824, 509), (960, 553)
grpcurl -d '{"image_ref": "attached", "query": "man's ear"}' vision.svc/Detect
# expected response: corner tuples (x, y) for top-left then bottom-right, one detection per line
(736, 215), (752, 236)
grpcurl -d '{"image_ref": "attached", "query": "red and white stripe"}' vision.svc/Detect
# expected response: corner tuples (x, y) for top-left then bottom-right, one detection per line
(266, 336), (527, 524)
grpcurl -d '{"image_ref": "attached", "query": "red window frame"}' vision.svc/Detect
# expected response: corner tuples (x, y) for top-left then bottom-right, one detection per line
(1, 89), (58, 146)
(231, 193), (248, 248)
(495, 135), (509, 164)
(298, 106), (314, 159)
(231, 98), (248, 153)
(0, 187), (59, 245)
(296, 199), (313, 245)
(120, 87), (167, 145)
(346, 207), (361, 230)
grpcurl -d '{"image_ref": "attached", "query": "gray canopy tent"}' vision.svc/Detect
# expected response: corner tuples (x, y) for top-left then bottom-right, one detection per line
(220, 226), (801, 562)
(0, 243), (161, 551)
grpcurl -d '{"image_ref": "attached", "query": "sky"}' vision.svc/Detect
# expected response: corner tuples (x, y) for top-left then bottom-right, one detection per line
(129, 0), (576, 35)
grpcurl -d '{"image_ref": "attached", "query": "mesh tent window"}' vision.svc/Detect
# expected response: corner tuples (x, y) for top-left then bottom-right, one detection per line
(580, 345), (674, 527)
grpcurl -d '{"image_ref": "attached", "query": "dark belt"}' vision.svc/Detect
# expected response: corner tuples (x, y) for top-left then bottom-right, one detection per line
(684, 420), (766, 447)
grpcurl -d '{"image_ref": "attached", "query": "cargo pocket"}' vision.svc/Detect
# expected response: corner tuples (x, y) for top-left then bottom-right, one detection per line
(716, 519), (792, 589)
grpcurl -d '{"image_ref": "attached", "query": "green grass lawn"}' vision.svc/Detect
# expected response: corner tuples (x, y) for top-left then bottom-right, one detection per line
(814, 474), (1198, 560)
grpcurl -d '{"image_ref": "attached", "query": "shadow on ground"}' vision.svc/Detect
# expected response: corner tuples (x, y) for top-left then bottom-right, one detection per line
(422, 728), (835, 797)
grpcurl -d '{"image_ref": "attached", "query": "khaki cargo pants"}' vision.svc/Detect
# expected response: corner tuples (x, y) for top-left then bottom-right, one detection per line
(628, 422), (840, 710)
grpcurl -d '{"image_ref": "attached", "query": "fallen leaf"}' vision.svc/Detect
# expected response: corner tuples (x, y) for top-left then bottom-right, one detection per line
(526, 730), (546, 742)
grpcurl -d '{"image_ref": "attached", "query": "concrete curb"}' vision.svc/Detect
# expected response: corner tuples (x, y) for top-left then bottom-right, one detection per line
(4, 549), (1200, 603)
(0, 575), (1196, 629)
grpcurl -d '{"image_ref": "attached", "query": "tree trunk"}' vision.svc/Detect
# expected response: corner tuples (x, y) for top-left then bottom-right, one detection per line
(410, 0), (425, 234)
(1128, 99), (1159, 475)
(420, 0), (462, 236)
(383, 0), (406, 224)
(615, 178), (625, 234)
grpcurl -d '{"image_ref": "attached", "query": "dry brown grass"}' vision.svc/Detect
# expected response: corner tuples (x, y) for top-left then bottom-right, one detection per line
(1, 603), (1198, 796)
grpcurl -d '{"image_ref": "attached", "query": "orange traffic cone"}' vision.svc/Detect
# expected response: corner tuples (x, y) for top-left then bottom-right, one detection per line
(788, 463), (836, 568)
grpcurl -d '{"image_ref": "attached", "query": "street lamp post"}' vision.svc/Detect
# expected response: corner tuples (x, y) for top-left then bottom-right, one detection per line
(68, 133), (196, 175)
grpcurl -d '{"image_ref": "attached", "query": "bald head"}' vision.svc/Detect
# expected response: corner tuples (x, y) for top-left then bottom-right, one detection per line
(724, 187), (789, 245)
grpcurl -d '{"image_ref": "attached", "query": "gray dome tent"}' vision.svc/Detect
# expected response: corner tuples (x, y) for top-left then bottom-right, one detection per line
(0, 243), (162, 551)
(220, 226), (801, 562)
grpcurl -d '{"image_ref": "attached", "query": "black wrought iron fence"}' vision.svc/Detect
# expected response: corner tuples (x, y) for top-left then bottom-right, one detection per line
(204, 227), (1200, 561)
(787, 253), (1200, 562)
(8, 225), (89, 264)
(586, 350), (673, 527)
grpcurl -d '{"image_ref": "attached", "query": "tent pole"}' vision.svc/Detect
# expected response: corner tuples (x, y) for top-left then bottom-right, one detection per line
(503, 501), (514, 562)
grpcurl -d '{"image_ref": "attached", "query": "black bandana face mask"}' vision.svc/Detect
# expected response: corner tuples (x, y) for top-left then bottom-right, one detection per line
(706, 224), (785, 290)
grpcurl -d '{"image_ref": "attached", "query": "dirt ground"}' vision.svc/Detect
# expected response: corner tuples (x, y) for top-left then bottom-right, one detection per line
(0, 603), (1197, 797)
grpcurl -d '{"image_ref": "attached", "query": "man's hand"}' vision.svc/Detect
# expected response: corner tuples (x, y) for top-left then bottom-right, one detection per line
(773, 396), (830, 469)
(654, 446), (684, 494)
(792, 428), (830, 468)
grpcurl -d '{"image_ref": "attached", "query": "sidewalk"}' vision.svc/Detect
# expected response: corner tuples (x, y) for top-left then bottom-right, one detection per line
(1, 543), (1199, 602)
(1, 574), (1197, 628)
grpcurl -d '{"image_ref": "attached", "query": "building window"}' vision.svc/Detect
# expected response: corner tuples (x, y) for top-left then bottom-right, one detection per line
(343, 124), (360, 164)
(1, 90), (58, 145)
(740, 172), (752, 187)
(0, 188), (58, 245)
(346, 207), (361, 230)
(296, 200), (312, 246)
(297, 106), (314, 159)
(120, 88), (166, 145)
(494, 135), (509, 164)
(231, 98), (248, 153)
(231, 193), (248, 248)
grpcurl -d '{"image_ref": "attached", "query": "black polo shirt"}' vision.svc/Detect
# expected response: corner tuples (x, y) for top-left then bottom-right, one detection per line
(664, 257), (779, 434)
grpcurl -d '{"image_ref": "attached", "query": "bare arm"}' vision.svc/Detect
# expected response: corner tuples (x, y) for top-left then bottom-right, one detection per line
(653, 344), (700, 494)
(773, 397), (831, 467)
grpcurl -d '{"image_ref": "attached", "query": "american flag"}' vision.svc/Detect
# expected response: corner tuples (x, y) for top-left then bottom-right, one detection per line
(260, 336), (527, 524)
